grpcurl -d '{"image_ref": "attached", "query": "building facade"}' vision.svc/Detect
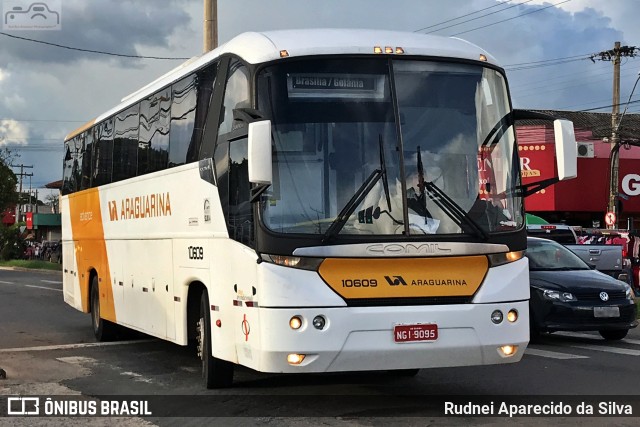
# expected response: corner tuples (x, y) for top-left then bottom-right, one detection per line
(517, 110), (640, 229)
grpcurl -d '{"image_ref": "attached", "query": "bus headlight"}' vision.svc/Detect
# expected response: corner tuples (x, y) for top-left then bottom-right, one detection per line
(289, 316), (303, 330)
(312, 315), (326, 330)
(287, 354), (306, 365)
(491, 310), (503, 324)
(499, 345), (518, 357)
(260, 254), (324, 271)
(487, 251), (524, 267)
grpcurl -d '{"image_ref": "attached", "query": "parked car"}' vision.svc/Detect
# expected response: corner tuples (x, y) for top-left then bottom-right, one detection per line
(526, 224), (578, 244)
(526, 237), (637, 340)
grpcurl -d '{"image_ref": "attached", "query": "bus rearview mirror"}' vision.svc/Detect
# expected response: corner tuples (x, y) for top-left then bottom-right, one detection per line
(553, 119), (577, 181)
(248, 120), (273, 185)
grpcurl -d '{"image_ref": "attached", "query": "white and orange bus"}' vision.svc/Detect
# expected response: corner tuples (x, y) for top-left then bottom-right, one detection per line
(61, 29), (577, 388)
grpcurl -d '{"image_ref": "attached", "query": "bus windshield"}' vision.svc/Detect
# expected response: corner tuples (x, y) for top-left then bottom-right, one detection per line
(257, 57), (522, 237)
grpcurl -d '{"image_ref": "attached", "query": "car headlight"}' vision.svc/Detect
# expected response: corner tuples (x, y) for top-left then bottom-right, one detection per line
(625, 284), (635, 301)
(541, 289), (576, 302)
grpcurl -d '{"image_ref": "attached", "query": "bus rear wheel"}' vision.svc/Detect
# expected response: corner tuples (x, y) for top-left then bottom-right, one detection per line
(90, 276), (116, 342)
(198, 290), (234, 388)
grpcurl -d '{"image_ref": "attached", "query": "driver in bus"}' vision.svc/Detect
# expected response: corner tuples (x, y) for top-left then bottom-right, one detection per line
(353, 171), (441, 235)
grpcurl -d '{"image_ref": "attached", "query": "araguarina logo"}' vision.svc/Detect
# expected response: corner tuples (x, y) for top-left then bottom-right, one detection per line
(384, 275), (407, 286)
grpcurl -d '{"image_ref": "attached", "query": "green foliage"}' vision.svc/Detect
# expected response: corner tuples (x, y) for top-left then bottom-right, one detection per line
(0, 223), (24, 261)
(0, 160), (18, 213)
(0, 259), (62, 271)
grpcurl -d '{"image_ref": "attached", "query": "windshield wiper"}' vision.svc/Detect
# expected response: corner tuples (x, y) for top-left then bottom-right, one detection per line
(424, 181), (488, 241)
(323, 136), (391, 242)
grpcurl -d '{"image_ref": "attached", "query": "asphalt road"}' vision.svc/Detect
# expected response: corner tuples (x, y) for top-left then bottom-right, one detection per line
(1, 268), (640, 426)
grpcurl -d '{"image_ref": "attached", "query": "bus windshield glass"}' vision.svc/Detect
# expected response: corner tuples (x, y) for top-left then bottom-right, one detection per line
(256, 58), (522, 236)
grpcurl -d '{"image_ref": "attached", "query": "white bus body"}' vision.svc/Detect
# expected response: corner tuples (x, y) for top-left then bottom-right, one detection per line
(61, 29), (576, 387)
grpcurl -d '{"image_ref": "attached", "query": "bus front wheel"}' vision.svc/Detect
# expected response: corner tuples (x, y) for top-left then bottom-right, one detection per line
(198, 290), (234, 388)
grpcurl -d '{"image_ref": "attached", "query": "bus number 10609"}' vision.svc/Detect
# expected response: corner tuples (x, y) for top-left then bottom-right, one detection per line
(341, 279), (377, 288)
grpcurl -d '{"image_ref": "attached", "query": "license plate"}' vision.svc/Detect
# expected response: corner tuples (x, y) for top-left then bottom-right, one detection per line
(394, 323), (438, 343)
(594, 306), (620, 318)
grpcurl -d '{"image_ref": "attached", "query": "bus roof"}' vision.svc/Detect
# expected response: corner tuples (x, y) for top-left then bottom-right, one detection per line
(65, 29), (498, 141)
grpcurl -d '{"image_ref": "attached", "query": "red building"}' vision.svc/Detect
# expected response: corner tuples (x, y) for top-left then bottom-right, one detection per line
(517, 110), (640, 228)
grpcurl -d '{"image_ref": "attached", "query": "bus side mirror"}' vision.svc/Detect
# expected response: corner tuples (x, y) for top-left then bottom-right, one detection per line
(248, 120), (272, 185)
(553, 119), (577, 181)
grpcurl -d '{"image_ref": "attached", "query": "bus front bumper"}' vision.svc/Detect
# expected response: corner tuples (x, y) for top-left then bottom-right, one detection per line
(242, 301), (529, 373)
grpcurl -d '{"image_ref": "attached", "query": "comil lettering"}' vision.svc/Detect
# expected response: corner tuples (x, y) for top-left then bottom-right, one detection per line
(108, 192), (172, 221)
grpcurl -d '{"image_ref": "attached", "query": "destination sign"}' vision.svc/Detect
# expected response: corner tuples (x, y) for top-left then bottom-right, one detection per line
(287, 73), (385, 100)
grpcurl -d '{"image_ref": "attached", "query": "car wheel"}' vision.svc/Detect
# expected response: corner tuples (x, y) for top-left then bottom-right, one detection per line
(198, 290), (234, 388)
(599, 329), (628, 341)
(90, 276), (116, 341)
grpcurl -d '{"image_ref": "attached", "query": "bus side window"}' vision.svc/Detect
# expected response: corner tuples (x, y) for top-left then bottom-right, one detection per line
(113, 104), (140, 182)
(80, 131), (94, 190)
(139, 88), (170, 175)
(229, 138), (253, 246)
(218, 59), (252, 246)
(217, 60), (249, 136)
(93, 118), (114, 187)
(170, 75), (197, 167)
(62, 138), (75, 195)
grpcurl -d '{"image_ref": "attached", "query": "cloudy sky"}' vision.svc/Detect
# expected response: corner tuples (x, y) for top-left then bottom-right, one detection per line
(1, 0), (639, 200)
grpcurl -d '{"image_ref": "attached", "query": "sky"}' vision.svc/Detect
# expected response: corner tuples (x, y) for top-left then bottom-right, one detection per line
(1, 0), (639, 201)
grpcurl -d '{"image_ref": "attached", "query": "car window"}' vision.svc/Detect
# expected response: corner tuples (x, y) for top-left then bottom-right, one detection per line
(526, 239), (589, 270)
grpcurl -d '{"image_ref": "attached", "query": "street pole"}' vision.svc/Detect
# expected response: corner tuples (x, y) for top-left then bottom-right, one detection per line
(204, 0), (218, 53)
(9, 164), (33, 224)
(591, 43), (640, 229)
(608, 41), (621, 230)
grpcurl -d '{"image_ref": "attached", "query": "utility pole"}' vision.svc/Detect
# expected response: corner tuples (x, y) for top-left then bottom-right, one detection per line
(591, 43), (638, 229)
(10, 164), (33, 223)
(204, 0), (218, 52)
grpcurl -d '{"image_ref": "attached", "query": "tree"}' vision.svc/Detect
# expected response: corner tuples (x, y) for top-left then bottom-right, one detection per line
(0, 223), (24, 261)
(0, 160), (18, 213)
(0, 146), (18, 165)
(45, 193), (59, 214)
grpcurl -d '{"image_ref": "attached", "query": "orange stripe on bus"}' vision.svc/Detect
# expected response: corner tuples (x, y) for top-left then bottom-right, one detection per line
(65, 119), (96, 142)
(68, 188), (116, 322)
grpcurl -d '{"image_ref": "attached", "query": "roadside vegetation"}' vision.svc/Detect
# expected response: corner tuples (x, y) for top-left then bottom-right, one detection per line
(0, 259), (62, 271)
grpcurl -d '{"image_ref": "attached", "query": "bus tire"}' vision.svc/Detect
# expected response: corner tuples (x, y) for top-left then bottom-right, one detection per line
(90, 276), (116, 342)
(198, 290), (234, 388)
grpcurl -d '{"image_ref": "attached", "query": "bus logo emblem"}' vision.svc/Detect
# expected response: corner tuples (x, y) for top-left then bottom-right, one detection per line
(384, 276), (407, 286)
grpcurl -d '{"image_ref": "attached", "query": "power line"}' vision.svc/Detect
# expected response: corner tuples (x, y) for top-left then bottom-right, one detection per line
(512, 68), (640, 99)
(505, 53), (594, 68)
(579, 99), (640, 112)
(502, 40), (639, 71)
(450, 0), (572, 36)
(506, 57), (588, 71)
(413, 0), (514, 33)
(416, 0), (535, 34)
(0, 31), (189, 61)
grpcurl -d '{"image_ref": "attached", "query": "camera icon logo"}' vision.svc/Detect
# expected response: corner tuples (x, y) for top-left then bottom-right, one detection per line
(3, 1), (61, 30)
(7, 397), (40, 415)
